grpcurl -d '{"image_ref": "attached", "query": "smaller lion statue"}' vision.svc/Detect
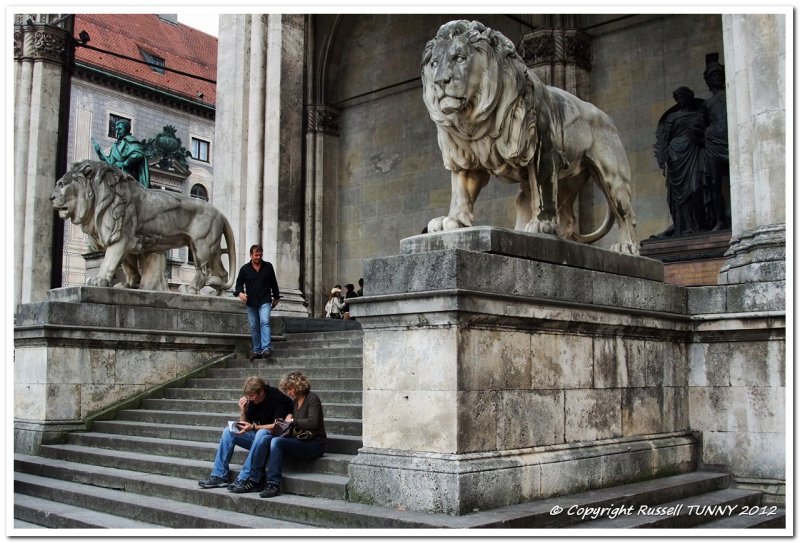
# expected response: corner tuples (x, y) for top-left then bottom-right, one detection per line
(422, 20), (638, 254)
(51, 160), (236, 295)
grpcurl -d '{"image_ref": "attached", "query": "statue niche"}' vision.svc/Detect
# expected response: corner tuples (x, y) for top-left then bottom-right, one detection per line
(652, 53), (730, 238)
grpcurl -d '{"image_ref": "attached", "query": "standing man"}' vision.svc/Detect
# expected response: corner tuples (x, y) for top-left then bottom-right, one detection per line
(235, 244), (281, 360)
(93, 119), (150, 187)
(198, 376), (292, 493)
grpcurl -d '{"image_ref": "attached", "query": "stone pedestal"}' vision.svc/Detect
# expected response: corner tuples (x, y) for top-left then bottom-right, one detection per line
(14, 287), (254, 454)
(348, 227), (697, 515)
(640, 230), (732, 286)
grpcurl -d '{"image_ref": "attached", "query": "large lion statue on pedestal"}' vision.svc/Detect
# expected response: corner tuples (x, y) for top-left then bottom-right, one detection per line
(422, 20), (638, 254)
(50, 160), (236, 294)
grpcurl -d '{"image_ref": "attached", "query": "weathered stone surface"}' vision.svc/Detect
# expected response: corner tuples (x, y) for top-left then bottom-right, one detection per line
(498, 390), (564, 449)
(349, 434), (697, 515)
(401, 227), (663, 280)
(564, 389), (622, 442)
(531, 333), (593, 390)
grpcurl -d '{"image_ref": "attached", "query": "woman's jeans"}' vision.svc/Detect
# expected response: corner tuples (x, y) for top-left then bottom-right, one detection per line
(266, 437), (325, 486)
(246, 302), (272, 353)
(211, 427), (273, 483)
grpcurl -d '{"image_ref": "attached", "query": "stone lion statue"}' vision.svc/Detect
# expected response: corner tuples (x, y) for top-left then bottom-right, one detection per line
(422, 20), (638, 254)
(50, 160), (236, 294)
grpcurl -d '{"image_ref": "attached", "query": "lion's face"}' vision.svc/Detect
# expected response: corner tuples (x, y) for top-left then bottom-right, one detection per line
(50, 165), (95, 225)
(422, 33), (489, 120)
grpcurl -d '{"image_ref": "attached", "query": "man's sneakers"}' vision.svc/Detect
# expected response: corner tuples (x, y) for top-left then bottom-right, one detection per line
(228, 478), (264, 494)
(248, 350), (271, 360)
(260, 483), (281, 498)
(198, 475), (229, 489)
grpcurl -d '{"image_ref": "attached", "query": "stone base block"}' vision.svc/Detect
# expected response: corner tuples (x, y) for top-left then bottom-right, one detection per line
(14, 286), (254, 453)
(348, 433), (697, 515)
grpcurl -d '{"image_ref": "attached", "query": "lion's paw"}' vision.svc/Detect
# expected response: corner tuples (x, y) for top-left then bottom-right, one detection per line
(427, 217), (445, 232)
(523, 220), (558, 235)
(86, 276), (111, 287)
(610, 242), (640, 255)
(179, 284), (199, 295)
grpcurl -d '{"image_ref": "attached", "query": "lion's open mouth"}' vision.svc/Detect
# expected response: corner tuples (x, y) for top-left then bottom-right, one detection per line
(439, 96), (465, 114)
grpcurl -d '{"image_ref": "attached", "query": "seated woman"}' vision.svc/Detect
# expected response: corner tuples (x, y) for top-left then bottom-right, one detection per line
(260, 370), (327, 498)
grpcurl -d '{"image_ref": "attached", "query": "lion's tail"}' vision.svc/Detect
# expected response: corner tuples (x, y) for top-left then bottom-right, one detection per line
(220, 216), (237, 291)
(571, 175), (616, 244)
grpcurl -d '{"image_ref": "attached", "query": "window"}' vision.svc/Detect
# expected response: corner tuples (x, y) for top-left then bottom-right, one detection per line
(140, 48), (165, 74)
(108, 114), (131, 137)
(191, 137), (210, 162)
(190, 184), (209, 201)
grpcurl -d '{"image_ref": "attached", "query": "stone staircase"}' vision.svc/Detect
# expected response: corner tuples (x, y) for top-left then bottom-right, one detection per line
(13, 329), (786, 530)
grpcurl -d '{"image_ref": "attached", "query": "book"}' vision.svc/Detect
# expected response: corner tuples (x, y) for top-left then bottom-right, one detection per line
(228, 420), (243, 432)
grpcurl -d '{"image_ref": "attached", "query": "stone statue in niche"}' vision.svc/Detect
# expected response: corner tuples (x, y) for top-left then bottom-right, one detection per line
(421, 20), (638, 255)
(653, 86), (707, 237)
(50, 160), (236, 294)
(652, 54), (730, 238)
(700, 53), (729, 231)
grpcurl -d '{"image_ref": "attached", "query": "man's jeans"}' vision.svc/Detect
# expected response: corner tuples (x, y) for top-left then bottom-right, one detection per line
(265, 437), (324, 486)
(246, 302), (272, 353)
(210, 427), (273, 483)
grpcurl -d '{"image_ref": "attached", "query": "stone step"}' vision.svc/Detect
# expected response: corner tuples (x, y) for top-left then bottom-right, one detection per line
(14, 471), (314, 529)
(112, 409), (363, 435)
(140, 398), (363, 419)
(164, 387), (363, 404)
(272, 338), (363, 350)
(14, 518), (44, 529)
(283, 331), (364, 342)
(183, 377), (363, 390)
(35, 443), (349, 499)
(226, 356), (365, 368)
(458, 471), (734, 528)
(208, 366), (363, 379)
(14, 493), (164, 529)
(573, 488), (763, 529)
(699, 507), (786, 528)
(89, 420), (363, 454)
(242, 347), (364, 359)
(57, 434), (353, 476)
(13, 456), (450, 529)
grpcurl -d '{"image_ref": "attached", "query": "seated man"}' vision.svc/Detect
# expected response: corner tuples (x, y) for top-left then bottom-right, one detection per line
(198, 376), (292, 493)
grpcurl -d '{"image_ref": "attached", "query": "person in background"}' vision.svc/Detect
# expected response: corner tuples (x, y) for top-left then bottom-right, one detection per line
(234, 244), (280, 359)
(198, 376), (292, 493)
(342, 283), (357, 320)
(260, 371), (327, 498)
(356, 277), (364, 297)
(324, 286), (344, 319)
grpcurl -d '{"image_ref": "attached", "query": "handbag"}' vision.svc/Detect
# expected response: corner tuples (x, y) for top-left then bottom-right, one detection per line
(273, 419), (294, 437)
(292, 427), (314, 440)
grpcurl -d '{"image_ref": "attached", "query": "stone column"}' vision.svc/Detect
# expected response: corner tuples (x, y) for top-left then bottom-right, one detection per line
(214, 14), (308, 316)
(718, 14), (785, 289)
(13, 14), (72, 306)
(305, 105), (341, 316)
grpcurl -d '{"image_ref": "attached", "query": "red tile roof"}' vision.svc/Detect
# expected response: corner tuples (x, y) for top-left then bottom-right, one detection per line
(74, 14), (217, 106)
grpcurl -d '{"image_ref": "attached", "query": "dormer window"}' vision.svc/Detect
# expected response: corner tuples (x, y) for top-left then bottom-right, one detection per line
(139, 48), (165, 74)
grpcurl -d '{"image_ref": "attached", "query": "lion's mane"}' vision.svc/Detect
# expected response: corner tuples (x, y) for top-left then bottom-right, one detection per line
(421, 20), (546, 173)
